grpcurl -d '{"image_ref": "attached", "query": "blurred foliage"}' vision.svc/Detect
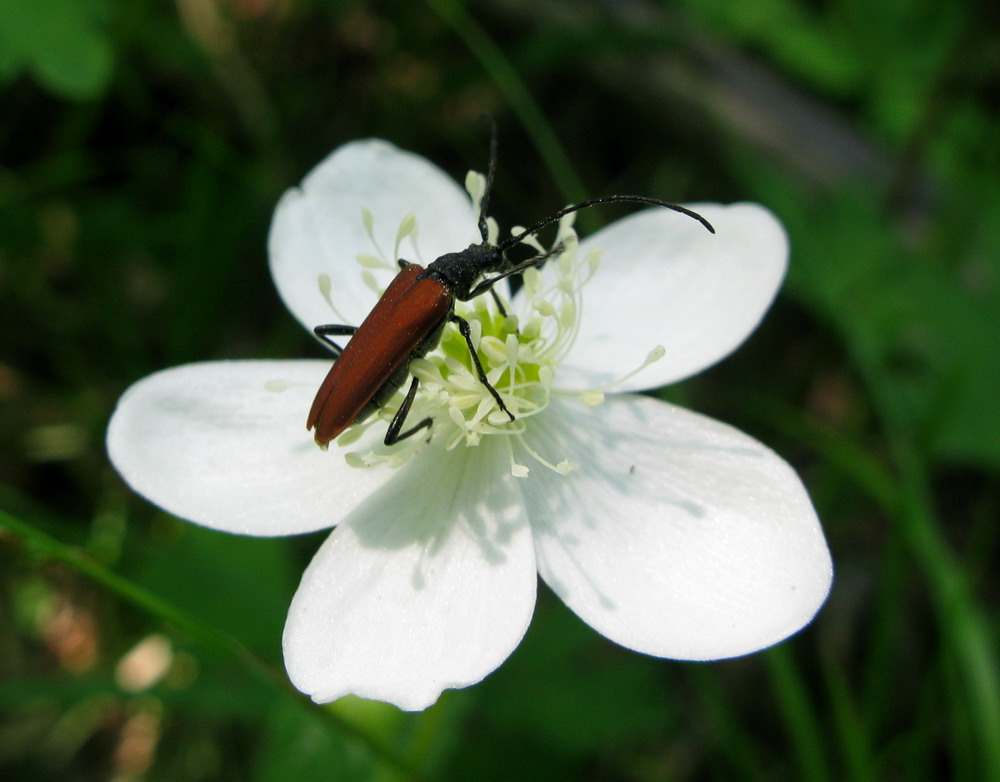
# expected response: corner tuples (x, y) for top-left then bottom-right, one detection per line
(2, 0), (999, 780)
(0, 0), (115, 100)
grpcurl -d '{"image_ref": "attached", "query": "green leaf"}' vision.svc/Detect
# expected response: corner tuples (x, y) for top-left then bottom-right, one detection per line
(254, 699), (378, 782)
(0, 0), (114, 99)
(127, 521), (298, 655)
(776, 187), (1000, 470)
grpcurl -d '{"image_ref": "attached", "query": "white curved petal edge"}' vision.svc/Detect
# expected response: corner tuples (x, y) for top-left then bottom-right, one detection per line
(283, 439), (536, 711)
(106, 360), (397, 537)
(268, 139), (480, 333)
(557, 203), (789, 390)
(525, 395), (831, 660)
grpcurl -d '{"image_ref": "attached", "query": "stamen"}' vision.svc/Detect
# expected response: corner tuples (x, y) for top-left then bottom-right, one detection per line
(468, 318), (482, 350)
(465, 171), (486, 212)
(501, 437), (529, 477)
(360, 269), (381, 296)
(511, 224), (545, 254)
(409, 358), (444, 386)
(603, 345), (666, 389)
(473, 395), (498, 425)
(513, 432), (574, 475)
(356, 253), (387, 269)
(336, 425), (368, 447)
(318, 274), (333, 306)
(315, 274), (350, 322)
(485, 217), (499, 245)
(450, 392), (484, 410)
(393, 213), (417, 261)
(559, 345), (667, 405)
(360, 207), (385, 260)
(344, 452), (367, 468)
(335, 199), (597, 479)
(479, 335), (507, 366)
(355, 210), (421, 271)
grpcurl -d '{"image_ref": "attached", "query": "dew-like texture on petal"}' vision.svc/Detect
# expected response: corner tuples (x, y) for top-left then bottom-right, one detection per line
(283, 439), (535, 711)
(268, 139), (479, 332)
(106, 361), (396, 536)
(525, 396), (831, 660)
(556, 203), (788, 390)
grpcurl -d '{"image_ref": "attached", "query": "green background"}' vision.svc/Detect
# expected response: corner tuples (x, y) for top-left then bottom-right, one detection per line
(2, 0), (998, 779)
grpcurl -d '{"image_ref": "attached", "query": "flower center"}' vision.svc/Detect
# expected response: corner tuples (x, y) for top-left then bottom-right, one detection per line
(321, 173), (605, 477)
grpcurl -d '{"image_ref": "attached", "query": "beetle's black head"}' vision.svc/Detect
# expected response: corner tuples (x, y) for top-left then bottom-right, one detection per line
(425, 243), (507, 300)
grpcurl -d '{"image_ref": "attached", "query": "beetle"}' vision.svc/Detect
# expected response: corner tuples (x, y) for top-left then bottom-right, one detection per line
(307, 134), (715, 448)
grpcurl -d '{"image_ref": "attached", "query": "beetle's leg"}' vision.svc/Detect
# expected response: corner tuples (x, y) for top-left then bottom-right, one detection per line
(489, 289), (509, 319)
(397, 259), (410, 269)
(384, 376), (433, 445)
(313, 324), (358, 357)
(452, 314), (515, 422)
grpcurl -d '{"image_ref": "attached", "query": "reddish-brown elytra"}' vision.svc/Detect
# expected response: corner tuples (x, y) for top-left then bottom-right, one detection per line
(307, 130), (715, 448)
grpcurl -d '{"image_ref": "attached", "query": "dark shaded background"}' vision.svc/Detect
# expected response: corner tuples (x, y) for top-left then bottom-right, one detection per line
(2, 0), (999, 780)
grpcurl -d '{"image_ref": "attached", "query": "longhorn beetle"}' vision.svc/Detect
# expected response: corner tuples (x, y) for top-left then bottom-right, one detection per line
(307, 132), (715, 448)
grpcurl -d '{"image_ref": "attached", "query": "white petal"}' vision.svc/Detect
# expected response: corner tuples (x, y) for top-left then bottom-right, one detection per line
(106, 361), (397, 536)
(557, 203), (788, 390)
(268, 139), (479, 332)
(525, 396), (831, 660)
(283, 439), (536, 711)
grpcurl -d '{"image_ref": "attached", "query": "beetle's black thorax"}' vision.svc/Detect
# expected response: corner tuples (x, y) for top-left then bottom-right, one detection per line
(423, 243), (506, 301)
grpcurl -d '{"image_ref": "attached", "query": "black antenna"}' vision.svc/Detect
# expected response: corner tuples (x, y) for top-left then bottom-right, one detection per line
(477, 118), (498, 243)
(497, 195), (715, 254)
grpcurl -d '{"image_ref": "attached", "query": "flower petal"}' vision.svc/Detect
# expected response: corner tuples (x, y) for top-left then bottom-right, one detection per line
(283, 439), (536, 711)
(106, 361), (396, 536)
(557, 203), (788, 390)
(268, 139), (479, 333)
(525, 396), (831, 660)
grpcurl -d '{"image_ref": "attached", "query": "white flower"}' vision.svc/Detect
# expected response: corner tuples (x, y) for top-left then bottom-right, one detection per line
(106, 139), (832, 712)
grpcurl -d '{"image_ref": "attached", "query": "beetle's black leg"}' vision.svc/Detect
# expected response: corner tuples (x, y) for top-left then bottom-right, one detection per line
(313, 324), (358, 357)
(452, 314), (515, 422)
(489, 289), (509, 319)
(384, 376), (433, 445)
